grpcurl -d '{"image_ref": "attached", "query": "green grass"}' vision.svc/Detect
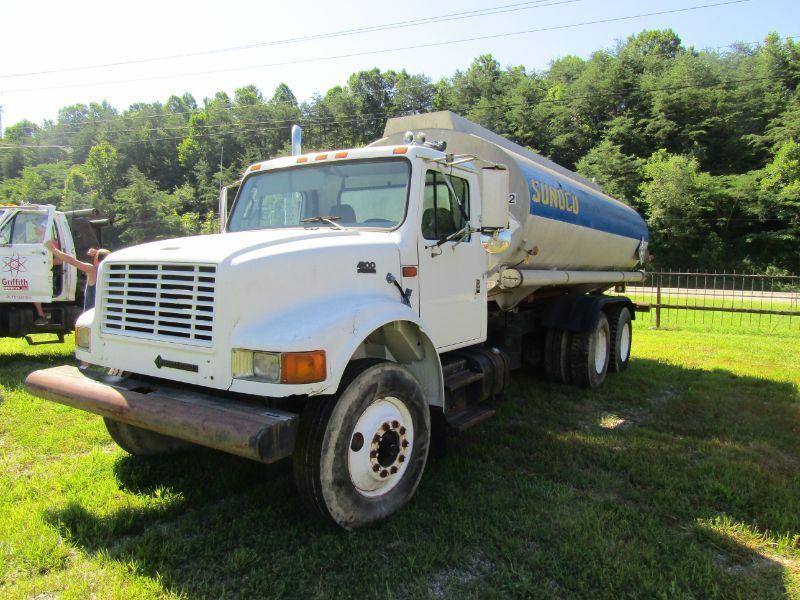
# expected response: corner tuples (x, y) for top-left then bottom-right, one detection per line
(1, 324), (799, 599)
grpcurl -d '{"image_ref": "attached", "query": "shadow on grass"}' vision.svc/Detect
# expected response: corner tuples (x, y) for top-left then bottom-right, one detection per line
(43, 358), (799, 598)
(0, 352), (74, 383)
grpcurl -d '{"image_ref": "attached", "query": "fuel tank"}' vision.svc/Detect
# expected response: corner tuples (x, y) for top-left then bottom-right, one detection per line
(372, 111), (648, 272)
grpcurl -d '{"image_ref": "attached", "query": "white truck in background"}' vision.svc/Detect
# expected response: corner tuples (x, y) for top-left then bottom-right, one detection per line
(0, 204), (109, 343)
(26, 112), (648, 529)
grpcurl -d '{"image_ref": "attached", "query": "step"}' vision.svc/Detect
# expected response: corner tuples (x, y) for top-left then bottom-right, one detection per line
(446, 405), (496, 432)
(441, 357), (468, 379)
(444, 369), (484, 392)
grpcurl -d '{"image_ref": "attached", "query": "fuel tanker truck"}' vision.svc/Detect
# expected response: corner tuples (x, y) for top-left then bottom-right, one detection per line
(25, 112), (648, 529)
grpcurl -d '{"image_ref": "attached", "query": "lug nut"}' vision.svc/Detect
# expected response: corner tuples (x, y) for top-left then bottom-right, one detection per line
(380, 470), (389, 478)
(391, 420), (400, 429)
(398, 454), (406, 463)
(399, 426), (406, 435)
(401, 440), (409, 448)
(373, 434), (381, 444)
(382, 422), (391, 431)
(372, 464), (381, 472)
(390, 466), (398, 474)
(370, 450), (378, 458)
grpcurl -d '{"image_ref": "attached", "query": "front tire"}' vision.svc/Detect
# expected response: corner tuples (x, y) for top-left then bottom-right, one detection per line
(103, 418), (193, 456)
(293, 361), (430, 529)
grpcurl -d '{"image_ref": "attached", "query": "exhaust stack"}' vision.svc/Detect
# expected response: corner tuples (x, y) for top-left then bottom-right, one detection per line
(291, 125), (302, 156)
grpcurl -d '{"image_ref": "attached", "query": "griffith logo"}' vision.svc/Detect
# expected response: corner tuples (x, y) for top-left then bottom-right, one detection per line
(2, 253), (29, 290)
(2, 253), (27, 277)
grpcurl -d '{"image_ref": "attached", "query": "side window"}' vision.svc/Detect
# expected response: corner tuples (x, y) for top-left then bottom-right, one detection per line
(1, 212), (48, 245)
(0, 216), (11, 245)
(421, 171), (470, 240)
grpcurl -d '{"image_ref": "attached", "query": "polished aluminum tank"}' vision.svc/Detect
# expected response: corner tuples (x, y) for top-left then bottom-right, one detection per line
(373, 111), (648, 272)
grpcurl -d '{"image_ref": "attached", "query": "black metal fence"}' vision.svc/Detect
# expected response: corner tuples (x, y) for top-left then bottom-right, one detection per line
(612, 271), (800, 332)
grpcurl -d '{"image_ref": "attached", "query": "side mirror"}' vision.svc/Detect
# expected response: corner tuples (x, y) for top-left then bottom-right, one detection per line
(480, 229), (512, 255)
(480, 166), (509, 230)
(218, 187), (229, 234)
(218, 181), (241, 234)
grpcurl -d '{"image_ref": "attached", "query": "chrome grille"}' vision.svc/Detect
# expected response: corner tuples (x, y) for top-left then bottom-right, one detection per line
(101, 263), (216, 346)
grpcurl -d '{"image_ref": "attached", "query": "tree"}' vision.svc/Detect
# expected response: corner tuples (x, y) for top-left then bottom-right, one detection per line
(84, 143), (121, 201)
(112, 167), (192, 246)
(638, 150), (715, 267)
(576, 140), (643, 204)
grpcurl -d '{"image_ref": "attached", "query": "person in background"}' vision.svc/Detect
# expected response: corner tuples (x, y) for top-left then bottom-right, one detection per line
(45, 241), (110, 311)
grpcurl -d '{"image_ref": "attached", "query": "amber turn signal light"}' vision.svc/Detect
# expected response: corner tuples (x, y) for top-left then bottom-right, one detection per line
(281, 351), (326, 384)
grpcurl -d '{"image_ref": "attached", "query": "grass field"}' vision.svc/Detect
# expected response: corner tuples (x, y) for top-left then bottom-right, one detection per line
(1, 322), (799, 599)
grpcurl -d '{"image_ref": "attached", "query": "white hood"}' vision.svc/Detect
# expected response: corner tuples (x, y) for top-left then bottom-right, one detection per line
(106, 228), (371, 265)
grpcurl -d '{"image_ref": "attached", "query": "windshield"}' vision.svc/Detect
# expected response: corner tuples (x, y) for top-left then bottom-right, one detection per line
(228, 158), (410, 232)
(0, 210), (48, 245)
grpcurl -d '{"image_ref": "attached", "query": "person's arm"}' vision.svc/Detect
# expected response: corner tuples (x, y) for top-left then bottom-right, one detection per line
(46, 240), (93, 274)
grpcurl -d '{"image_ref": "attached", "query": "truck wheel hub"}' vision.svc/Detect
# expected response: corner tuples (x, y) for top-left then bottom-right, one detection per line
(348, 396), (413, 497)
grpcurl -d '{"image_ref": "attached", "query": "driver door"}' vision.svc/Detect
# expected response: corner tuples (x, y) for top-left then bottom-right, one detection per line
(417, 168), (487, 350)
(0, 207), (55, 302)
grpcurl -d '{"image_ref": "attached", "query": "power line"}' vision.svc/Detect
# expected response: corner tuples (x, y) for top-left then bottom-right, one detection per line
(0, 70), (792, 151)
(9, 69), (783, 151)
(25, 32), (799, 136)
(0, 144), (71, 149)
(3, 0), (754, 95)
(29, 71), (798, 144)
(0, 0), (579, 80)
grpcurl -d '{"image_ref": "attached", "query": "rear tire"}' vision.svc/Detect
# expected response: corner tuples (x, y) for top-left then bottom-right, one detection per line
(103, 418), (193, 456)
(607, 306), (633, 373)
(569, 313), (611, 389)
(293, 361), (430, 530)
(543, 327), (572, 384)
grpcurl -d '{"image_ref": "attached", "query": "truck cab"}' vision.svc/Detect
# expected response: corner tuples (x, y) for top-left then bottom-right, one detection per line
(0, 204), (105, 341)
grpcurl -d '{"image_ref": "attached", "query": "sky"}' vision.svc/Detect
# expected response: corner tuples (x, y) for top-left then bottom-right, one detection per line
(1, 0), (798, 132)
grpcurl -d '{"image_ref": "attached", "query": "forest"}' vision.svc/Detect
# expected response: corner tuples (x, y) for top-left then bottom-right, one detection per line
(1, 29), (798, 273)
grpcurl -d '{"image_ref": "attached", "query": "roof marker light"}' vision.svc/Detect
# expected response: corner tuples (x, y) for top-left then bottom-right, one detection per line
(315, 154), (328, 161)
(297, 157), (308, 163)
(250, 164), (261, 171)
(335, 151), (348, 159)
(393, 147), (408, 155)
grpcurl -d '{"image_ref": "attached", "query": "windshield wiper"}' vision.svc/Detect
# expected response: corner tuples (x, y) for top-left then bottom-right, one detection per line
(301, 215), (345, 230)
(426, 224), (474, 250)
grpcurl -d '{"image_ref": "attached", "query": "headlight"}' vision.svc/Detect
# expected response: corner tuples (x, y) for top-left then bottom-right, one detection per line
(253, 352), (281, 381)
(232, 349), (326, 384)
(232, 349), (279, 382)
(75, 326), (91, 350)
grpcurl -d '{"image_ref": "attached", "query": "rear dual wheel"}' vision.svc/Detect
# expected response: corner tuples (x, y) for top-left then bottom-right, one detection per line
(293, 361), (430, 530)
(607, 306), (633, 373)
(570, 313), (611, 389)
(544, 327), (572, 384)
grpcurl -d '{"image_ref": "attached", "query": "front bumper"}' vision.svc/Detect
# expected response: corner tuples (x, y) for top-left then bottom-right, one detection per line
(25, 366), (298, 463)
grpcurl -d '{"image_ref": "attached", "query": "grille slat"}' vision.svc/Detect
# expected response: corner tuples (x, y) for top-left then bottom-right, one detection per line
(101, 263), (216, 347)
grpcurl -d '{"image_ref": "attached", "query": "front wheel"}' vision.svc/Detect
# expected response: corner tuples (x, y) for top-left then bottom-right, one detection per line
(293, 361), (430, 529)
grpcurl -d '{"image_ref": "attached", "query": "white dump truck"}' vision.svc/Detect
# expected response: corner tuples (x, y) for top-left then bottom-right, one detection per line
(1, 204), (108, 343)
(26, 112), (648, 529)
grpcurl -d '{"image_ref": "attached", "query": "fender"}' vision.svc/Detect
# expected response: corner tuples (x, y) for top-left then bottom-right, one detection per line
(541, 294), (635, 333)
(229, 293), (444, 405)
